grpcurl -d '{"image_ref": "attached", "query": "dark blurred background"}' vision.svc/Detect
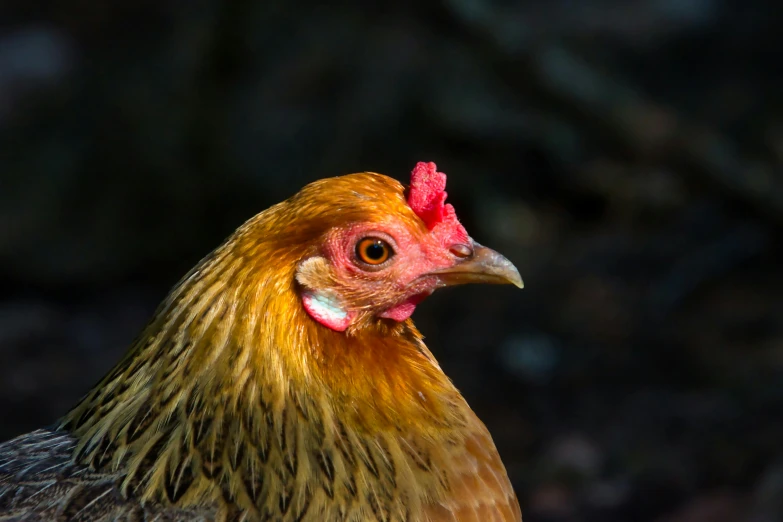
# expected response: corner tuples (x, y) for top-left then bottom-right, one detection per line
(2, 1), (783, 521)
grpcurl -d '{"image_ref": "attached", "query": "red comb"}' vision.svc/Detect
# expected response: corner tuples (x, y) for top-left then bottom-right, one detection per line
(407, 162), (469, 245)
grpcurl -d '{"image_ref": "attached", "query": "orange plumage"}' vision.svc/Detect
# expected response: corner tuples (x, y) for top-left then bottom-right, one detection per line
(0, 163), (523, 521)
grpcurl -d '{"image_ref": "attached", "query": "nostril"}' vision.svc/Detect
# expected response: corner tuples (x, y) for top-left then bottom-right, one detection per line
(449, 244), (472, 258)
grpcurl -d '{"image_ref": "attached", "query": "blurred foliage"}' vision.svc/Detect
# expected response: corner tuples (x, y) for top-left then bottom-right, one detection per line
(1, 1), (782, 521)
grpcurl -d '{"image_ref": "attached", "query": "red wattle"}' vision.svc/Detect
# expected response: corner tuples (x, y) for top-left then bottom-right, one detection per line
(379, 292), (431, 322)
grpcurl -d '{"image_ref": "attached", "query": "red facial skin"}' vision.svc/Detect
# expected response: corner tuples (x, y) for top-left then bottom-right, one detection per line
(321, 220), (470, 327)
(300, 162), (472, 332)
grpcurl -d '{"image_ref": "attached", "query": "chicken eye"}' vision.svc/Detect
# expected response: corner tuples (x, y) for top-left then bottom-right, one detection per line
(356, 237), (393, 265)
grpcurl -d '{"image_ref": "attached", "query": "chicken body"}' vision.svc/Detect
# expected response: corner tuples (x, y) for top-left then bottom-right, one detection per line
(0, 164), (522, 521)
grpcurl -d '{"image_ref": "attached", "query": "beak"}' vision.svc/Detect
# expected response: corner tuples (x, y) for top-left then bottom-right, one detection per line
(430, 242), (523, 289)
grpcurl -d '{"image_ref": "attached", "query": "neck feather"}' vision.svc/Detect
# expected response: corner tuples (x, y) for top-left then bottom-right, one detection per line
(60, 235), (472, 519)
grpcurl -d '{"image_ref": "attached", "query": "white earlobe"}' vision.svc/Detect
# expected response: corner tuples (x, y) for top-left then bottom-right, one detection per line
(301, 290), (352, 332)
(296, 257), (353, 332)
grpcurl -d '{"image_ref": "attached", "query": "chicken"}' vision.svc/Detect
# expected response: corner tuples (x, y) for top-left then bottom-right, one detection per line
(0, 162), (523, 522)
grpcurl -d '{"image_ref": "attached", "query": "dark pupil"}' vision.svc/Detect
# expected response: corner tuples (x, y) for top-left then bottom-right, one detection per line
(364, 241), (386, 260)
